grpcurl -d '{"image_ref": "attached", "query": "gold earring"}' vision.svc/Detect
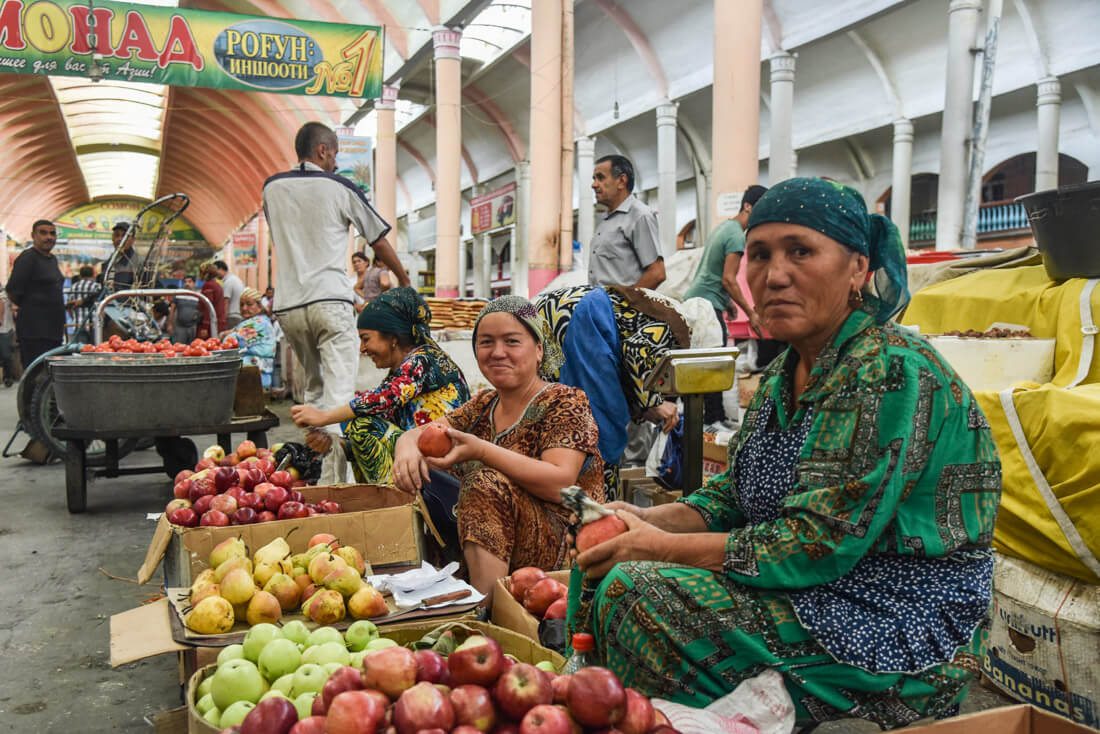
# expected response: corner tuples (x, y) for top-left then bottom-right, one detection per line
(849, 288), (864, 306)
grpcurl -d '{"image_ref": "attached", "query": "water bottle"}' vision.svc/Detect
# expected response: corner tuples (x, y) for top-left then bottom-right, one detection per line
(562, 632), (596, 673)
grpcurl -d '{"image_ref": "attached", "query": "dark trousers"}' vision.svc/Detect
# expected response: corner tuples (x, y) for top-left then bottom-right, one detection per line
(18, 336), (61, 371)
(421, 469), (461, 554)
(0, 332), (15, 383)
(703, 308), (729, 425)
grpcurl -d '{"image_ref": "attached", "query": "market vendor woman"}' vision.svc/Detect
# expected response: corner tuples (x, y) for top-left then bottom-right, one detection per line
(572, 178), (1002, 729)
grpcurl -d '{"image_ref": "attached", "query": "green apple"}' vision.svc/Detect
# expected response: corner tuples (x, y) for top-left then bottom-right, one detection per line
(293, 692), (318, 721)
(195, 692), (216, 715)
(349, 650), (366, 669)
(280, 620), (310, 647)
(271, 674), (295, 696)
(217, 644), (245, 667)
(210, 658), (266, 710)
(322, 661), (343, 678)
(202, 707), (221, 728)
(290, 663), (327, 697)
(197, 677), (214, 700)
(260, 690), (289, 701)
(258, 638), (302, 682)
(219, 701), (255, 727)
(365, 637), (397, 652)
(242, 623), (283, 662)
(301, 640), (350, 667)
(344, 620), (379, 652)
(535, 660), (557, 674)
(306, 626), (344, 649)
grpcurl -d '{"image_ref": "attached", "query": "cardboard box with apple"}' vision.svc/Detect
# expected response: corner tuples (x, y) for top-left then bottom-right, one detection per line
(140, 484), (441, 587)
(902, 704), (1098, 734)
(492, 569), (571, 642)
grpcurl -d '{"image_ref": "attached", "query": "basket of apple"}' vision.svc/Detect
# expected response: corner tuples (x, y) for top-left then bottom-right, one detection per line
(165, 441), (336, 528)
(189, 620), (678, 734)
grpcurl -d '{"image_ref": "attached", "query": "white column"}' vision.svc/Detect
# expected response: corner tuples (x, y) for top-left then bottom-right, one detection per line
(656, 101), (679, 258)
(373, 84), (399, 231)
(935, 0), (982, 251)
(432, 26), (463, 296)
(528, 0), (563, 295)
(513, 161), (531, 296)
(1036, 76), (1062, 192)
(892, 118), (914, 249)
(575, 136), (595, 270)
(475, 231), (492, 298)
(768, 51), (796, 185)
(457, 237), (467, 298)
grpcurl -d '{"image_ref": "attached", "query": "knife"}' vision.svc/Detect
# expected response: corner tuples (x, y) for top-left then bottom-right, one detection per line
(381, 589), (473, 619)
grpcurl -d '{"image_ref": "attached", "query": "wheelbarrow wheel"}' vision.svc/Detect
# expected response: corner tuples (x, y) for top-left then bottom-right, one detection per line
(26, 375), (137, 466)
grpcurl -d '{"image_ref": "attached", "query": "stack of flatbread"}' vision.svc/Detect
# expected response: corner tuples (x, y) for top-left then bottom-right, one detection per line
(426, 298), (489, 331)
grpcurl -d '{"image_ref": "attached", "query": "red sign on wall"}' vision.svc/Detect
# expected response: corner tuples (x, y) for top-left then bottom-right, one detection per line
(470, 182), (516, 235)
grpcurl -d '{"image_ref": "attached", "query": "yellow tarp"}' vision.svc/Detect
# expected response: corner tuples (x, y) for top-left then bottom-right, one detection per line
(902, 264), (1100, 387)
(903, 266), (1100, 583)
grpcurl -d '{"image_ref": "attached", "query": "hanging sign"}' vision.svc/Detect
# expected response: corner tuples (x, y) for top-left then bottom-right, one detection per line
(232, 218), (258, 268)
(335, 127), (372, 195)
(0, 0), (384, 98)
(470, 182), (516, 236)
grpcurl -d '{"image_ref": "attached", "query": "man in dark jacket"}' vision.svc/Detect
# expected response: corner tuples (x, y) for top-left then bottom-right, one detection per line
(6, 220), (65, 369)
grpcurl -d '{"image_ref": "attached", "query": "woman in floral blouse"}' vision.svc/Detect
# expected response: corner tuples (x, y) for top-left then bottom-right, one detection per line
(290, 287), (469, 484)
(221, 287), (276, 387)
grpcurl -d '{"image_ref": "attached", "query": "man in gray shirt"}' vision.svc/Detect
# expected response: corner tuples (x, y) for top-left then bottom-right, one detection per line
(588, 155), (665, 289)
(214, 260), (244, 328)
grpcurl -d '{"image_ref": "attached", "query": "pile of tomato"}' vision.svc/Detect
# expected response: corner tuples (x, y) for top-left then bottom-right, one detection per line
(80, 334), (239, 357)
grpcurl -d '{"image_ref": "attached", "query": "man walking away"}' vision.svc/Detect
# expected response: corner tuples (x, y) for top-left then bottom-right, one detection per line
(215, 260), (244, 328)
(67, 265), (102, 338)
(588, 155), (665, 289)
(6, 220), (65, 370)
(262, 121), (410, 484)
(0, 287), (17, 385)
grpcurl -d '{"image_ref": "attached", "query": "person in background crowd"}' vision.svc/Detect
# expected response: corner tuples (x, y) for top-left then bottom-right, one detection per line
(196, 262), (226, 339)
(66, 265), (102, 337)
(570, 178), (1001, 729)
(261, 286), (275, 316)
(290, 287), (469, 485)
(262, 121), (410, 485)
(6, 220), (64, 369)
(105, 222), (138, 290)
(168, 275), (201, 344)
(684, 183), (768, 428)
(589, 155), (665, 290)
(214, 260), (244, 328)
(352, 251), (369, 312)
(360, 255), (392, 306)
(0, 287), (17, 386)
(221, 287), (277, 387)
(392, 296), (605, 599)
(152, 300), (171, 332)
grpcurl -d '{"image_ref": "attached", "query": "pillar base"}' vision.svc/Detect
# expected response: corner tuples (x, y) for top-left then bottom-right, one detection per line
(527, 268), (559, 297)
(435, 287), (460, 298)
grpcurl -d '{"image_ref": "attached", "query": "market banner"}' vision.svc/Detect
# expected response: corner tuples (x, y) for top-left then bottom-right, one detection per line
(54, 199), (204, 242)
(470, 182), (516, 235)
(231, 218), (258, 268)
(0, 0), (384, 98)
(335, 126), (372, 195)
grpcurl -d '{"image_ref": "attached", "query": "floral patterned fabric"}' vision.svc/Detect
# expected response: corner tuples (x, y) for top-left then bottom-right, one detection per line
(446, 382), (604, 570)
(228, 314), (277, 387)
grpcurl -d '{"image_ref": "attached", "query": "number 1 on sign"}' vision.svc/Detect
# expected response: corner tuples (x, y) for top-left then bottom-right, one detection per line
(342, 30), (378, 98)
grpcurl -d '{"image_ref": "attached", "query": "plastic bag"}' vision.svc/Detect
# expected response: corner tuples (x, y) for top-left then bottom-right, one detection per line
(653, 669), (795, 734)
(644, 416), (683, 490)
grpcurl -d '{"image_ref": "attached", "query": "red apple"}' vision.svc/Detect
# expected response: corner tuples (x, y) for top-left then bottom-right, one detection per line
(167, 507), (198, 527)
(256, 458), (276, 476)
(287, 490), (304, 504)
(225, 486), (245, 503)
(310, 694), (325, 717)
(237, 439), (257, 459)
(240, 696), (298, 734)
(232, 507), (258, 525)
(319, 500), (342, 514)
(543, 597), (568, 620)
(192, 494), (215, 516)
(305, 506), (321, 517)
(219, 454), (238, 467)
(264, 486), (289, 511)
(256, 448), (272, 460)
(269, 470), (294, 489)
(566, 667), (625, 728)
(173, 480), (192, 499)
(550, 674), (571, 705)
(415, 650), (451, 685)
(394, 681), (454, 734)
(361, 646), (418, 700)
(524, 578), (564, 617)
(449, 685), (495, 732)
(509, 567), (548, 603)
(253, 481), (275, 498)
(195, 457), (216, 472)
(321, 666), (366, 712)
(616, 689), (655, 734)
(188, 477), (217, 503)
(174, 469), (193, 484)
(287, 717), (326, 734)
(324, 690), (386, 734)
(447, 635), (505, 687)
(239, 492), (262, 510)
(494, 663), (552, 721)
(165, 498), (191, 515)
(417, 422), (452, 458)
(239, 468), (264, 491)
(200, 510), (230, 527)
(520, 704), (577, 734)
(257, 510), (277, 523)
(575, 514), (628, 553)
(292, 480), (309, 488)
(210, 493), (238, 516)
(277, 501), (308, 520)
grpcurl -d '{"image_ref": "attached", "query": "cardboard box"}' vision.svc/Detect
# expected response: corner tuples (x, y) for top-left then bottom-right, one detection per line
(138, 484), (441, 586)
(981, 555), (1099, 729)
(904, 704), (1097, 733)
(491, 569), (571, 641)
(185, 620), (565, 733)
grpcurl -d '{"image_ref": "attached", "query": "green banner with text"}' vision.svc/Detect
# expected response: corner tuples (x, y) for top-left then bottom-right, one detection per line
(0, 0), (383, 97)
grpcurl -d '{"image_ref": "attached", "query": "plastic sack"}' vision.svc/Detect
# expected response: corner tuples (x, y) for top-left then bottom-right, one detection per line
(645, 416), (683, 490)
(653, 669), (795, 734)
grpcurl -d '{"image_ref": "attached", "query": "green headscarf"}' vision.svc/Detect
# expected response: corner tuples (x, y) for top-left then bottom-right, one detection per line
(357, 286), (433, 344)
(472, 295), (564, 376)
(746, 177), (910, 323)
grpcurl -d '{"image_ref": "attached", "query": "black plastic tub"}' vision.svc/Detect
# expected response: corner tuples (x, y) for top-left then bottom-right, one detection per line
(1016, 180), (1100, 281)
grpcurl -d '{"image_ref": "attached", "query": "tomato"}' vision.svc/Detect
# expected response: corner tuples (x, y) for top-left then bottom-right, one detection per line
(108, 334), (122, 345)
(163, 350), (179, 358)
(93, 344), (113, 352)
(222, 337), (239, 349)
(80, 344), (95, 353)
(173, 343), (187, 352)
(197, 347), (210, 356)
(204, 338), (221, 351)
(183, 346), (202, 357)
(190, 339), (204, 348)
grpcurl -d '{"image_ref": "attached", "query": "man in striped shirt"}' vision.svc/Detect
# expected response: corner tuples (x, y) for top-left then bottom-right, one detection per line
(67, 265), (101, 339)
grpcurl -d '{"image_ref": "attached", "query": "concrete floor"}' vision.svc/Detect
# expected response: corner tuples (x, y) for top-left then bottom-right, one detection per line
(0, 387), (1017, 732)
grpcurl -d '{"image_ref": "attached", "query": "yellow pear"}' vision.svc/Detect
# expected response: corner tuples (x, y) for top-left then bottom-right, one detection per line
(253, 561), (288, 588)
(303, 543), (332, 564)
(221, 568), (257, 605)
(322, 566), (363, 598)
(305, 589), (346, 625)
(190, 583), (221, 606)
(263, 573), (302, 612)
(252, 537), (291, 567)
(210, 537), (248, 569)
(335, 546), (367, 576)
(347, 586), (389, 619)
(245, 591), (282, 626)
(215, 556), (253, 583)
(308, 553), (347, 584)
(186, 596), (234, 634)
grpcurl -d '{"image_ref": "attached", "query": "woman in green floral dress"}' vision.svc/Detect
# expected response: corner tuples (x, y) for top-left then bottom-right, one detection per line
(570, 178), (1002, 730)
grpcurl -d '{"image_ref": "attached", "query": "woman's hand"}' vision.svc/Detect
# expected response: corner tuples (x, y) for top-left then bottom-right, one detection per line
(290, 404), (328, 428)
(304, 429), (332, 454)
(423, 428), (487, 470)
(392, 430), (431, 494)
(647, 401), (679, 433)
(575, 511), (670, 578)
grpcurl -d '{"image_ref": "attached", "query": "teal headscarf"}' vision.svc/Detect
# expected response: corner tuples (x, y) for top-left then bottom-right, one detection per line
(746, 177), (910, 323)
(472, 295), (564, 376)
(357, 286), (433, 344)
